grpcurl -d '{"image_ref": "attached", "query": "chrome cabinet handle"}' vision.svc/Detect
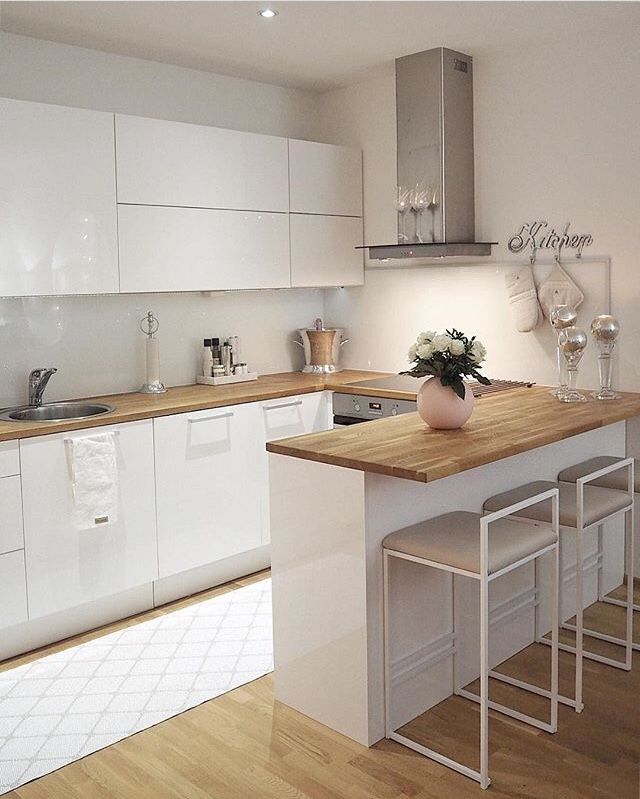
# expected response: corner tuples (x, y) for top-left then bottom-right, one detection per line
(188, 411), (234, 424)
(263, 400), (303, 411)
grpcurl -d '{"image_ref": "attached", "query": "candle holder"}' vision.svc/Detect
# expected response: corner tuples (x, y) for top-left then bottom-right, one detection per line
(590, 315), (621, 400)
(549, 305), (577, 398)
(558, 326), (587, 403)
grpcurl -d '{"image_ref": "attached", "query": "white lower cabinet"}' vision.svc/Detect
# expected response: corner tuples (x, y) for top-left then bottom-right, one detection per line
(154, 403), (264, 579)
(0, 551), (28, 629)
(20, 421), (158, 619)
(0, 475), (24, 555)
(258, 392), (332, 543)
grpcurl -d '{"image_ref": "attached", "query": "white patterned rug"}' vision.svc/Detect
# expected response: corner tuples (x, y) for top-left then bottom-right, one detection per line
(0, 578), (272, 794)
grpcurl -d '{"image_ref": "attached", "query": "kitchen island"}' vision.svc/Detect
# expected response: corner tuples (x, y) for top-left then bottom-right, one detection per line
(267, 387), (640, 746)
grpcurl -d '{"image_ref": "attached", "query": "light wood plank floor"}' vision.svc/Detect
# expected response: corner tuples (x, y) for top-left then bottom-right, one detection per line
(2, 574), (639, 799)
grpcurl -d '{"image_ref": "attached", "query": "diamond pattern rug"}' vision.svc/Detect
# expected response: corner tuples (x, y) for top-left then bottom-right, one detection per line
(0, 577), (272, 794)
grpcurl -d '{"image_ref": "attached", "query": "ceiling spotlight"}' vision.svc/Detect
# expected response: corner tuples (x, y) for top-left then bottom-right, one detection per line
(258, 8), (278, 18)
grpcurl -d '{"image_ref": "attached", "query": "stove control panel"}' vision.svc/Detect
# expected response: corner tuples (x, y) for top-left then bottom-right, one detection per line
(333, 392), (417, 423)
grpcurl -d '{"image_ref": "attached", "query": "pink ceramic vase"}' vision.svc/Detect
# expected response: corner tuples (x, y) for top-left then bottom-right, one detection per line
(417, 377), (474, 429)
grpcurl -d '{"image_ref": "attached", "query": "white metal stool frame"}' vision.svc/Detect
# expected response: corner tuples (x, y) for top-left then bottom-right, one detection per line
(553, 458), (635, 666)
(382, 488), (560, 791)
(564, 462), (639, 652)
(510, 458), (635, 713)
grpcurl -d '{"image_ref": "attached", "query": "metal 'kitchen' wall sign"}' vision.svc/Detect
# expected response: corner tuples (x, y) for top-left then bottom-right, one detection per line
(508, 221), (593, 262)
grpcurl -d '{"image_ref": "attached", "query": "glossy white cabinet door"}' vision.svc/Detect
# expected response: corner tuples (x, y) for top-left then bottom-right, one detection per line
(0, 441), (20, 478)
(118, 205), (290, 292)
(289, 139), (362, 217)
(154, 403), (263, 578)
(0, 98), (118, 297)
(0, 476), (24, 555)
(0, 551), (28, 630)
(20, 421), (158, 619)
(258, 391), (332, 544)
(116, 114), (289, 212)
(290, 214), (364, 287)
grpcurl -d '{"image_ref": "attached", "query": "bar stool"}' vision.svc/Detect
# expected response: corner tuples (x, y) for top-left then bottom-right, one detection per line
(382, 487), (559, 790)
(558, 456), (638, 652)
(483, 458), (634, 714)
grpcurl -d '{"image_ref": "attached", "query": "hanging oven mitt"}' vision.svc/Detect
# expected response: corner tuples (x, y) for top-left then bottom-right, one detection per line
(504, 265), (543, 333)
(537, 262), (584, 321)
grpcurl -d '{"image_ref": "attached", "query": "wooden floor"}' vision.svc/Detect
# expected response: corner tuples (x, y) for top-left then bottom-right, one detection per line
(2, 575), (639, 799)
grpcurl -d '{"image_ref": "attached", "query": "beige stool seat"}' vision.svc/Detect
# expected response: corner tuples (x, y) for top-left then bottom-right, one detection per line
(483, 480), (629, 529)
(383, 511), (557, 575)
(559, 456), (640, 493)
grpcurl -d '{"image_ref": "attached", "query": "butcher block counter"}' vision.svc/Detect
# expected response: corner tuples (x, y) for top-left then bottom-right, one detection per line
(267, 386), (640, 748)
(267, 386), (640, 483)
(0, 369), (389, 442)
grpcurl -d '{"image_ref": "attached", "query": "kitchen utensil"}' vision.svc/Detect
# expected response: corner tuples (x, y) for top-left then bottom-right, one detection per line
(558, 326), (587, 403)
(591, 315), (622, 400)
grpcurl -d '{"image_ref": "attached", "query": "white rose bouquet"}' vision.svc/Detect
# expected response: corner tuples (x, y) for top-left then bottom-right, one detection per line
(403, 328), (490, 399)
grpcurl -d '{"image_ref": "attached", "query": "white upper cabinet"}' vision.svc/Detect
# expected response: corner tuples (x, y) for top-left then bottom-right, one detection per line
(290, 214), (363, 287)
(118, 205), (290, 292)
(0, 98), (118, 297)
(115, 114), (289, 212)
(289, 139), (362, 217)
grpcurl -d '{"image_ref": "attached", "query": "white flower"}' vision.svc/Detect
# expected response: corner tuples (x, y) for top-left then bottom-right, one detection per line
(432, 333), (452, 353)
(417, 342), (435, 359)
(408, 344), (418, 361)
(470, 339), (487, 364)
(417, 330), (436, 345)
(449, 339), (465, 356)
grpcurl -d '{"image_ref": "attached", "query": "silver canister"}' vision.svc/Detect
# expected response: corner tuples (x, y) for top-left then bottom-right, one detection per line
(293, 327), (349, 374)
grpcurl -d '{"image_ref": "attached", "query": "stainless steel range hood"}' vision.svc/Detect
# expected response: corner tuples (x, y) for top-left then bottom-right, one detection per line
(363, 47), (496, 260)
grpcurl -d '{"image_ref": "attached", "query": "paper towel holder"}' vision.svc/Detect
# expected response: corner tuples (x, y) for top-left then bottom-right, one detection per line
(139, 310), (167, 395)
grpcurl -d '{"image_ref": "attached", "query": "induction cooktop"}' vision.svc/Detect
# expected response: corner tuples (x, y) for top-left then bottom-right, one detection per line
(348, 376), (533, 397)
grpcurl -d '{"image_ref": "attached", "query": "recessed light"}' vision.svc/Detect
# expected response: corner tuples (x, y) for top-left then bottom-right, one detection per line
(258, 8), (278, 18)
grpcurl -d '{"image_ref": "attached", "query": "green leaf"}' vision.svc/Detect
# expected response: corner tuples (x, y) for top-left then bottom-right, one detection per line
(451, 379), (466, 400)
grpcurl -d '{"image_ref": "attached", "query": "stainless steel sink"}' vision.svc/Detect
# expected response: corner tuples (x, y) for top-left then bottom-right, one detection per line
(0, 402), (115, 422)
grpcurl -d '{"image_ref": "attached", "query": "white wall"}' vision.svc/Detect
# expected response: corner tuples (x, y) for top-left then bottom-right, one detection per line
(0, 32), (324, 404)
(320, 32), (640, 390)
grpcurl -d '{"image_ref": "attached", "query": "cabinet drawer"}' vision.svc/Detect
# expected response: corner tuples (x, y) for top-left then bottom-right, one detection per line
(0, 550), (28, 630)
(0, 440), (19, 477)
(0, 476), (24, 554)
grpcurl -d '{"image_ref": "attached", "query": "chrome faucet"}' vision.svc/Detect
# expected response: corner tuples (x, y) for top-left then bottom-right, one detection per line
(28, 368), (57, 407)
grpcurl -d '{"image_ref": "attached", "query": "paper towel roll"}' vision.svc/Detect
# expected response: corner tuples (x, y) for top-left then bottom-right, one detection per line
(146, 336), (160, 385)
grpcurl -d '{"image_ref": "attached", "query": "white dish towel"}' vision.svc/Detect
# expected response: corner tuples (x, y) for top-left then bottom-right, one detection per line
(66, 433), (119, 529)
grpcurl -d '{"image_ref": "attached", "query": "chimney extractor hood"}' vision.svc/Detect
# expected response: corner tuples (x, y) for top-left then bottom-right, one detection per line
(362, 47), (496, 260)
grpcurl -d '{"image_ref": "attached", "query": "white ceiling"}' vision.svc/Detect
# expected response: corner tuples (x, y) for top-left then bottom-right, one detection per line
(1, 1), (638, 92)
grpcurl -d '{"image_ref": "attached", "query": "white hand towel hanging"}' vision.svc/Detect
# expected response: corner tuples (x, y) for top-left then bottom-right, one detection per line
(504, 265), (544, 332)
(538, 262), (584, 321)
(66, 433), (119, 530)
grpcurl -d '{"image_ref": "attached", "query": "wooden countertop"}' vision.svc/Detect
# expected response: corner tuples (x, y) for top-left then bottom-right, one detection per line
(267, 386), (640, 484)
(0, 369), (390, 443)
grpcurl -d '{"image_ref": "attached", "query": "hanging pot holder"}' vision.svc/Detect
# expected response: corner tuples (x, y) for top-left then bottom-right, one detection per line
(537, 262), (584, 321)
(504, 265), (544, 333)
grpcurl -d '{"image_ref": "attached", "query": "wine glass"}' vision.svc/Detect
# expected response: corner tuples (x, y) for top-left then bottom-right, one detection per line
(410, 182), (431, 243)
(428, 185), (439, 242)
(394, 186), (410, 243)
(558, 326), (588, 403)
(591, 315), (621, 400)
